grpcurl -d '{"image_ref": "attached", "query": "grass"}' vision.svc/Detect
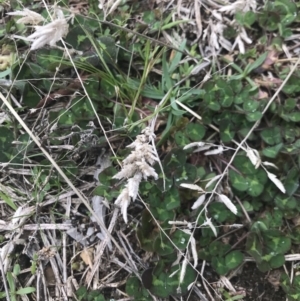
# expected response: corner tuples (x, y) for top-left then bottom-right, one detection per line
(0, 0), (300, 301)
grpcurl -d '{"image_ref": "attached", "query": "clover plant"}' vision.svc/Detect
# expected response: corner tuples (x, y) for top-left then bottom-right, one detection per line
(0, 264), (36, 301)
(75, 287), (106, 301)
(281, 274), (300, 301)
(258, 0), (297, 37)
(246, 222), (291, 272)
(1, 0), (300, 300)
(126, 262), (196, 299)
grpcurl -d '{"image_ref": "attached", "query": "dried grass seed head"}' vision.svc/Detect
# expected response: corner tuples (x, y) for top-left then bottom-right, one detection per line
(113, 126), (159, 223)
(29, 17), (69, 50)
(124, 145), (157, 164)
(127, 173), (142, 199)
(135, 161), (158, 180)
(113, 163), (137, 180)
(142, 127), (156, 139)
(9, 8), (69, 50)
(114, 187), (130, 224)
(7, 9), (45, 25)
(219, 0), (257, 14)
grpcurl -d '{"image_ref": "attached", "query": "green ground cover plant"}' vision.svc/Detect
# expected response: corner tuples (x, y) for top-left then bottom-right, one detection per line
(0, 0), (299, 301)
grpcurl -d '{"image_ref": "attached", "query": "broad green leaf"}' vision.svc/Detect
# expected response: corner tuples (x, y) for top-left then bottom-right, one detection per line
(16, 287), (36, 295)
(186, 123), (206, 141)
(275, 0), (297, 25)
(208, 101), (221, 111)
(234, 88), (250, 104)
(220, 95), (234, 107)
(263, 230), (291, 254)
(174, 163), (197, 186)
(35, 49), (65, 72)
(260, 126), (282, 145)
(169, 40), (186, 73)
(0, 67), (12, 78)
(151, 272), (171, 298)
(284, 167), (299, 196)
(230, 79), (243, 93)
(291, 226), (300, 244)
(167, 264), (196, 294)
(98, 166), (118, 186)
(89, 41), (112, 67)
(136, 210), (156, 252)
(242, 201), (253, 212)
(282, 124), (298, 143)
(211, 257), (229, 275)
(7, 272), (15, 293)
(152, 205), (175, 222)
(244, 11), (257, 26)
(257, 260), (271, 272)
(262, 143), (283, 158)
(141, 86), (165, 99)
(209, 202), (236, 223)
(13, 264), (20, 276)
(153, 234), (174, 256)
(246, 233), (263, 263)
(164, 186), (180, 210)
(142, 10), (157, 23)
(258, 209), (283, 229)
(275, 195), (296, 210)
(172, 230), (190, 250)
(126, 277), (143, 297)
(175, 131), (190, 146)
(225, 251), (244, 269)
(284, 139), (300, 154)
(244, 52), (268, 75)
(289, 112), (300, 122)
(251, 221), (268, 232)
(161, 19), (190, 30)
(0, 191), (17, 210)
(243, 100), (260, 112)
(57, 108), (76, 125)
(93, 185), (119, 201)
(284, 98), (297, 111)
(65, 25), (93, 50)
(269, 254), (285, 269)
(235, 11), (257, 27)
(220, 125), (235, 142)
(246, 111), (263, 122)
(246, 178), (264, 197)
(162, 52), (172, 90)
(280, 273), (290, 293)
(209, 241), (231, 257)
(233, 155), (256, 174)
(292, 275), (300, 290)
(163, 149), (186, 171)
(229, 170), (249, 191)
